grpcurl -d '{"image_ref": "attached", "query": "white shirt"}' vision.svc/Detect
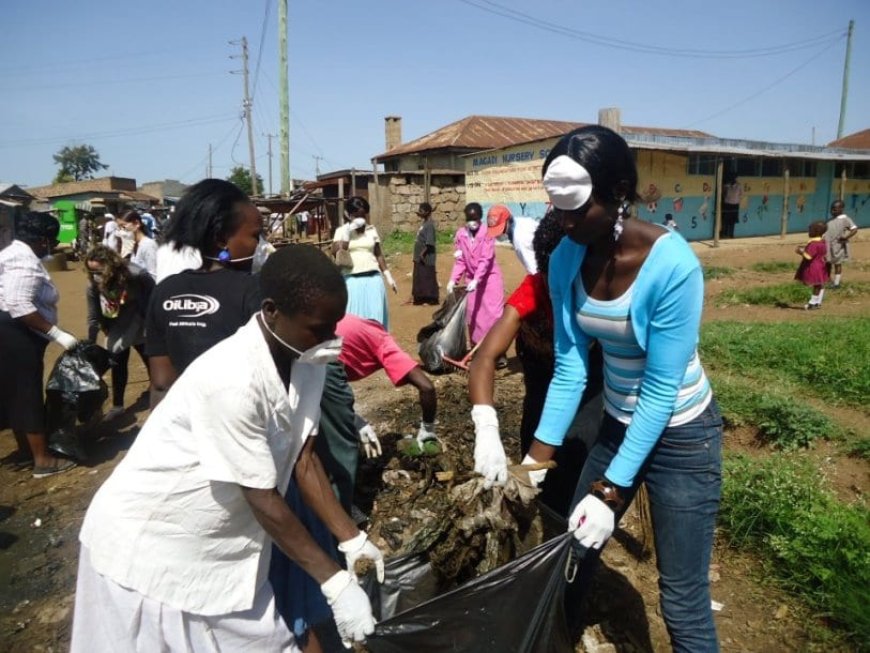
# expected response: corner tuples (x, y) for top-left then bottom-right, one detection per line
(155, 242), (204, 283)
(511, 216), (539, 274)
(79, 316), (325, 615)
(130, 236), (158, 280)
(0, 239), (59, 323)
(102, 219), (118, 247)
(724, 182), (742, 205)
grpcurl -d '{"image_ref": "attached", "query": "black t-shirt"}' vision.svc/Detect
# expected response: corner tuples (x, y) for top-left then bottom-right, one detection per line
(145, 268), (262, 374)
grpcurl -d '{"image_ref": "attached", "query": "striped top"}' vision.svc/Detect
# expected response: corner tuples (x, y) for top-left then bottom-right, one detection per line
(574, 278), (711, 427)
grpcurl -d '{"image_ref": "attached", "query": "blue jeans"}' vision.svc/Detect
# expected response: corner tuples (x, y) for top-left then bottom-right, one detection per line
(571, 399), (723, 653)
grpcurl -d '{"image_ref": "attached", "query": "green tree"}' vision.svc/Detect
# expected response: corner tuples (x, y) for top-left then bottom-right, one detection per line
(52, 144), (108, 182)
(227, 166), (263, 196)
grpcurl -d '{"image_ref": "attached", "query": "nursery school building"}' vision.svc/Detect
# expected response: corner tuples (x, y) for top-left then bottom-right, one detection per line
(465, 118), (870, 241)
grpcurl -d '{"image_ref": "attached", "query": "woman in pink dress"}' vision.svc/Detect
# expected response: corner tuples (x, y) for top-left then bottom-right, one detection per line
(446, 203), (505, 345)
(794, 220), (829, 310)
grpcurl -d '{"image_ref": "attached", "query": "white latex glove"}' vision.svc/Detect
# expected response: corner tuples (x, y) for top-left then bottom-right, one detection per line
(568, 494), (615, 550)
(465, 278), (478, 293)
(445, 280), (456, 294)
(358, 422), (382, 459)
(321, 570), (376, 646)
(47, 326), (78, 351)
(338, 531), (385, 583)
(416, 421), (437, 445)
(350, 217), (367, 230)
(521, 453), (548, 488)
(471, 405), (507, 489)
(383, 269), (398, 293)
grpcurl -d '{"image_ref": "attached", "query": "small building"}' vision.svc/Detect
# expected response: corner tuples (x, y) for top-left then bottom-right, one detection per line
(139, 179), (189, 206)
(464, 110), (870, 240)
(0, 183), (36, 249)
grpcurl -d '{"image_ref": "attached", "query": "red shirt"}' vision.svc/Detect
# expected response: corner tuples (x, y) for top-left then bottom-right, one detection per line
(336, 314), (418, 385)
(506, 273), (554, 367)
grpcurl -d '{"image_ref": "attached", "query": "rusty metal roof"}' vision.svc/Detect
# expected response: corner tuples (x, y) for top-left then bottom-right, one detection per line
(828, 128), (870, 150)
(373, 115), (713, 161)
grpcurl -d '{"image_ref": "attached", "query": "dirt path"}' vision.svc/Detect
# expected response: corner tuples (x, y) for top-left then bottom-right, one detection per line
(1, 234), (867, 652)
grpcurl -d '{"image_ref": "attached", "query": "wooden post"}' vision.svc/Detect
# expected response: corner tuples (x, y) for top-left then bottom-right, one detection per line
(781, 165), (790, 239)
(840, 166), (847, 201)
(338, 177), (345, 230)
(424, 156), (431, 205)
(713, 159), (724, 247)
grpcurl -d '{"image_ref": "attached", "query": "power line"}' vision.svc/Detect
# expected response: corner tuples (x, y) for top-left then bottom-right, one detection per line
(175, 119), (243, 182)
(688, 39), (844, 127)
(0, 113), (238, 148)
(251, 0), (272, 100)
(458, 0), (844, 59)
(5, 71), (225, 93)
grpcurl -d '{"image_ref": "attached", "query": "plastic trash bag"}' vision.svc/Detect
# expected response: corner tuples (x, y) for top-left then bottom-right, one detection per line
(45, 342), (110, 461)
(365, 533), (575, 653)
(416, 292), (468, 373)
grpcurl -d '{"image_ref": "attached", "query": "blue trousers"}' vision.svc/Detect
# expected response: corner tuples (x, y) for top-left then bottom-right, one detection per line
(571, 399), (723, 653)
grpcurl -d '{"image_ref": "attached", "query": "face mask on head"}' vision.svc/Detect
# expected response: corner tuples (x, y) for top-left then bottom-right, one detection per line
(259, 312), (343, 365)
(251, 236), (276, 274)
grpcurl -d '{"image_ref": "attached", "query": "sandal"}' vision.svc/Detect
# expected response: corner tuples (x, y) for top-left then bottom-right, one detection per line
(1, 450), (34, 469)
(32, 459), (76, 479)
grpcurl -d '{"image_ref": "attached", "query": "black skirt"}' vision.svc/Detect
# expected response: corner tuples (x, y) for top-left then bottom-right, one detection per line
(0, 311), (48, 433)
(412, 261), (439, 304)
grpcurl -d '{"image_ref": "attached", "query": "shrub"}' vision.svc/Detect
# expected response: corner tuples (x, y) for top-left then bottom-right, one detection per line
(721, 454), (870, 644)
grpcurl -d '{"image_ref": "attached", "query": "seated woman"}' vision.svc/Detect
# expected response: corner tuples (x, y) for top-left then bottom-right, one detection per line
(84, 245), (154, 420)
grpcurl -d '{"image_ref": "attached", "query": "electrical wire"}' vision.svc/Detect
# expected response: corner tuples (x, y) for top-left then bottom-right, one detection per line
(688, 38), (844, 126)
(5, 72), (225, 93)
(458, 0), (845, 59)
(251, 0), (272, 100)
(0, 113), (239, 148)
(175, 118), (243, 182)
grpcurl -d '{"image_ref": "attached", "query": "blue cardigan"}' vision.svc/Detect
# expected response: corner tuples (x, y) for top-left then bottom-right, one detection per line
(534, 229), (705, 487)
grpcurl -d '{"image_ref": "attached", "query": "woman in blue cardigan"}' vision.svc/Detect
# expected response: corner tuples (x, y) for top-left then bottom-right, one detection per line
(527, 126), (722, 653)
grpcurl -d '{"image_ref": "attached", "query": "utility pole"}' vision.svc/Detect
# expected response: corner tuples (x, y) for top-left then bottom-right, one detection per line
(312, 155), (323, 177)
(279, 0), (290, 195)
(837, 19), (854, 139)
(207, 143), (213, 178)
(264, 133), (275, 196)
(230, 36), (258, 196)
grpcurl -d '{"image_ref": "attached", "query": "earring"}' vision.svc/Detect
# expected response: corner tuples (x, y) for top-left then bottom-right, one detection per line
(218, 248), (231, 262)
(614, 199), (630, 241)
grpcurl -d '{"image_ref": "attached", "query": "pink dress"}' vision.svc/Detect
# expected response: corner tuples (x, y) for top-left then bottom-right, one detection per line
(449, 226), (505, 344)
(795, 238), (829, 286)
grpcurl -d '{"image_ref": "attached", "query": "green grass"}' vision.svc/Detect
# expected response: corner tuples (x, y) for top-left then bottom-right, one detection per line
(750, 261), (795, 274)
(381, 229), (456, 255)
(712, 375), (841, 449)
(849, 438), (870, 460)
(721, 454), (870, 646)
(717, 281), (870, 307)
(701, 319), (870, 409)
(703, 265), (735, 279)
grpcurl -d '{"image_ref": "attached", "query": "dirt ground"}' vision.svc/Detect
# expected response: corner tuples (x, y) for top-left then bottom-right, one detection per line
(1, 235), (867, 652)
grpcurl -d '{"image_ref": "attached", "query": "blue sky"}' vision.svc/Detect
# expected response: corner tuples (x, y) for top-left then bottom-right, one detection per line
(1, 0), (867, 189)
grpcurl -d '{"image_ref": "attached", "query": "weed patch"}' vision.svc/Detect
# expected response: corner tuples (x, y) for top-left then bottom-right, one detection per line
(716, 281), (870, 306)
(848, 438), (870, 460)
(721, 454), (870, 645)
(382, 229), (455, 255)
(701, 319), (870, 409)
(703, 265), (735, 280)
(750, 261), (794, 274)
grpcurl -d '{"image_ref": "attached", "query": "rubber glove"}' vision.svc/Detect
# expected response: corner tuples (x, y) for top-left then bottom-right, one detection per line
(357, 421), (382, 459)
(568, 494), (614, 550)
(338, 531), (385, 583)
(465, 278), (478, 293)
(471, 405), (507, 488)
(47, 326), (78, 351)
(416, 421), (437, 445)
(350, 217), (367, 230)
(320, 570), (376, 646)
(383, 270), (398, 293)
(445, 280), (455, 294)
(521, 453), (548, 487)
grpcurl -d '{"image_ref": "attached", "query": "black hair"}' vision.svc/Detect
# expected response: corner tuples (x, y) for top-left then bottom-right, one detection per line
(162, 178), (250, 254)
(259, 244), (347, 316)
(464, 202), (482, 220)
(831, 199), (844, 209)
(119, 210), (142, 226)
(542, 125), (638, 205)
(418, 202), (433, 215)
(808, 220), (827, 238)
(16, 212), (60, 243)
(346, 196), (370, 216)
(533, 209), (564, 275)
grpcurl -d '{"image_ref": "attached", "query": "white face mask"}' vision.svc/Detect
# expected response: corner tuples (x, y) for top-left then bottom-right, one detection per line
(466, 220), (480, 232)
(251, 236), (276, 274)
(259, 312), (343, 365)
(118, 229), (134, 240)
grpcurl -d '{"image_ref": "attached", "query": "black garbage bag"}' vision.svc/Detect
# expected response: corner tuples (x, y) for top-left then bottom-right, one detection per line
(416, 292), (468, 373)
(45, 342), (110, 461)
(365, 533), (575, 653)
